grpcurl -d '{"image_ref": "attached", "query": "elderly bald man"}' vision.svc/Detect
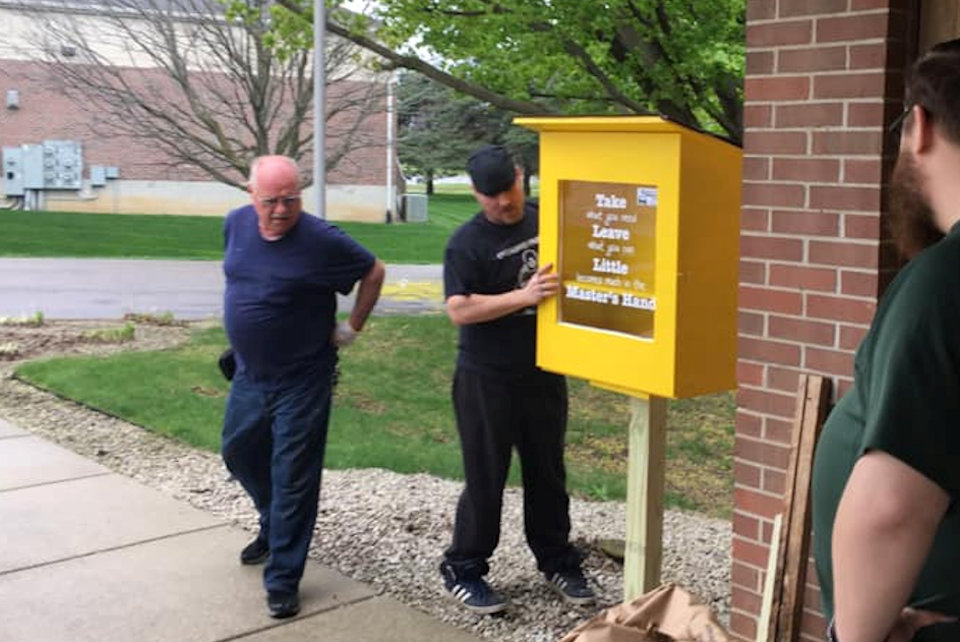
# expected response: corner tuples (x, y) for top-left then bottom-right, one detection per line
(221, 155), (384, 618)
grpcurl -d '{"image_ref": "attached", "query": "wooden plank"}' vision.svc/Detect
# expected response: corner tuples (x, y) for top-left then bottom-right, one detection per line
(776, 375), (831, 642)
(623, 394), (667, 600)
(764, 376), (809, 640)
(757, 513), (783, 642)
(765, 375), (831, 642)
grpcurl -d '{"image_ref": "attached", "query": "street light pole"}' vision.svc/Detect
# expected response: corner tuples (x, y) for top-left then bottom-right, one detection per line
(313, 0), (326, 218)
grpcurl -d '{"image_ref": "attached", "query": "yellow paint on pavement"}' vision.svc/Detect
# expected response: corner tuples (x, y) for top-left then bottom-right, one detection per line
(380, 280), (443, 302)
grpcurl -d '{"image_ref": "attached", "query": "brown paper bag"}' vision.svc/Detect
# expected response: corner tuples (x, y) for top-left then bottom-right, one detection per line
(558, 583), (732, 642)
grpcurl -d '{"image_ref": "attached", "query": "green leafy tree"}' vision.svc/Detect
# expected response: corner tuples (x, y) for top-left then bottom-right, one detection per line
(252, 0), (745, 143)
(397, 72), (538, 195)
(397, 72), (481, 195)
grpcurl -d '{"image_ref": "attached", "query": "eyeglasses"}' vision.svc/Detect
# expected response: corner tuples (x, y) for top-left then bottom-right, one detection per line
(258, 194), (301, 208)
(888, 104), (913, 136)
(888, 103), (937, 139)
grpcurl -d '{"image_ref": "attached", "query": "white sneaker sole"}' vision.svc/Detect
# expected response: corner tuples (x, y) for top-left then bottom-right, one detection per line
(547, 581), (596, 606)
(442, 586), (508, 615)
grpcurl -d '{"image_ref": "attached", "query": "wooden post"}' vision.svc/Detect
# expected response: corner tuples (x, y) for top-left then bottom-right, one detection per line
(623, 393), (667, 600)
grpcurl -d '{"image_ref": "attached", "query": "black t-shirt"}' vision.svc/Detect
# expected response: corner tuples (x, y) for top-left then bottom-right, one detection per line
(443, 201), (541, 377)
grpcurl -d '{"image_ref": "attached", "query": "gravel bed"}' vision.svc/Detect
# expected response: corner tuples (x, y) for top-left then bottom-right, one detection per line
(0, 323), (731, 642)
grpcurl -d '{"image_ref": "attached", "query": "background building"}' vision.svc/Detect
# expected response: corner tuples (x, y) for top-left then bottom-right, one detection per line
(0, 0), (400, 221)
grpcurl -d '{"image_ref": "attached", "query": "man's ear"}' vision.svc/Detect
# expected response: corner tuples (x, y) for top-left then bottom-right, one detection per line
(909, 104), (935, 155)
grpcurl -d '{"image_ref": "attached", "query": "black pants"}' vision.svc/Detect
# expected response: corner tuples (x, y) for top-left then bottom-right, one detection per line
(443, 366), (580, 577)
(913, 622), (960, 641)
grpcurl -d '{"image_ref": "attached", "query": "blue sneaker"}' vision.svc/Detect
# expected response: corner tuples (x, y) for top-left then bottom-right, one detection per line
(545, 568), (596, 605)
(440, 561), (507, 614)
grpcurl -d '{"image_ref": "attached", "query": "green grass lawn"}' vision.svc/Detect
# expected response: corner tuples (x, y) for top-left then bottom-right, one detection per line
(0, 193), (478, 263)
(14, 316), (735, 516)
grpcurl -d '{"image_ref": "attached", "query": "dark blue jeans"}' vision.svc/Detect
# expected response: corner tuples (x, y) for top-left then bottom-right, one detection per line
(221, 368), (332, 594)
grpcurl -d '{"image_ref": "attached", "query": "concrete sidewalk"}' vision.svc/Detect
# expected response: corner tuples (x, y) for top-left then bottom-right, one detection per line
(0, 417), (481, 642)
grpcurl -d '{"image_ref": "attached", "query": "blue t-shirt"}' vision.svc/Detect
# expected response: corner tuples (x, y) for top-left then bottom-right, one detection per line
(223, 205), (375, 387)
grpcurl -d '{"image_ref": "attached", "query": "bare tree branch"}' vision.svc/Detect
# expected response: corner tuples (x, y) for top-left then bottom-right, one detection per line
(13, 0), (389, 188)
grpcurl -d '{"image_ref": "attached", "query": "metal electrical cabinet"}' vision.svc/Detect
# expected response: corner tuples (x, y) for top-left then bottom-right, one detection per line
(89, 165), (107, 187)
(2, 147), (24, 196)
(41, 140), (83, 189)
(1, 141), (83, 197)
(22, 144), (45, 189)
(402, 194), (428, 222)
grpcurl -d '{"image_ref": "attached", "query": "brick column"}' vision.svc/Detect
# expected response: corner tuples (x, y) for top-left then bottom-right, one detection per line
(733, 1), (912, 640)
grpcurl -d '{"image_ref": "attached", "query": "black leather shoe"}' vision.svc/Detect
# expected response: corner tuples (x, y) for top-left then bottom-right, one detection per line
(240, 536), (269, 565)
(266, 590), (300, 619)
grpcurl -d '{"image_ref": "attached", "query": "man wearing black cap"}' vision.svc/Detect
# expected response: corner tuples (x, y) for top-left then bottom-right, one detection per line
(438, 145), (594, 614)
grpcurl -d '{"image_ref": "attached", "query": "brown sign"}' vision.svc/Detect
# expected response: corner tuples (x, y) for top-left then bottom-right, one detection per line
(558, 180), (657, 339)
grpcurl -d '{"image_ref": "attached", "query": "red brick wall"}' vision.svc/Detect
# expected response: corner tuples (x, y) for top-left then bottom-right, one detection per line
(0, 59), (389, 186)
(734, 1), (913, 640)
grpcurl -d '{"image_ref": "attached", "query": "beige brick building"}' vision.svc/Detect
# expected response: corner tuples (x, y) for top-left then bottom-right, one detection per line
(0, 1), (400, 221)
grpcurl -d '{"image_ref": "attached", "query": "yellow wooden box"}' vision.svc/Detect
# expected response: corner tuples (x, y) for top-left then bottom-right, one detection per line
(515, 116), (742, 399)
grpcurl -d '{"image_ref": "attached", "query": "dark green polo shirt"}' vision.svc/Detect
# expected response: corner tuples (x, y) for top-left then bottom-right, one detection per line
(811, 222), (960, 620)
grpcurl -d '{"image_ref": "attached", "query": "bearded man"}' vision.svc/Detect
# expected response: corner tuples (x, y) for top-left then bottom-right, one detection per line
(811, 38), (960, 642)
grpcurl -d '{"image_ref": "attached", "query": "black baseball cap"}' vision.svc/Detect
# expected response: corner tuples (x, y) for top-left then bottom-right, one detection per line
(467, 145), (517, 196)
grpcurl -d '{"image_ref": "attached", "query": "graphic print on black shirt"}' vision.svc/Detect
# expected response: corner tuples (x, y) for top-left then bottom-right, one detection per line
(494, 233), (540, 313)
(443, 201), (542, 377)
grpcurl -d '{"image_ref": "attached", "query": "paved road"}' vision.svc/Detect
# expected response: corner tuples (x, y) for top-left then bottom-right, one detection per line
(0, 259), (443, 320)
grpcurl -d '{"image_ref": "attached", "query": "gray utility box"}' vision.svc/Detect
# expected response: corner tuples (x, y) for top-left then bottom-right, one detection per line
(402, 194), (428, 222)
(2, 146), (24, 196)
(2, 141), (84, 195)
(90, 165), (107, 187)
(41, 140), (83, 189)
(23, 144), (45, 188)
(91, 165), (121, 185)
